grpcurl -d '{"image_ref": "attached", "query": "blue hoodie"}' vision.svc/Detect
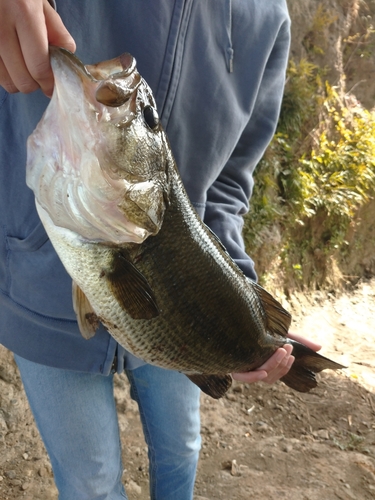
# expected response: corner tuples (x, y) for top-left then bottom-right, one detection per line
(0, 0), (290, 373)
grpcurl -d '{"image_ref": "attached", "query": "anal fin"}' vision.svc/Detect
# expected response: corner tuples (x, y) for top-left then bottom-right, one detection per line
(187, 374), (232, 399)
(72, 281), (100, 339)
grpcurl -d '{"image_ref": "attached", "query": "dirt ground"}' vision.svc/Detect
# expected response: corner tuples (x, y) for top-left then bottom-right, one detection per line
(0, 280), (374, 500)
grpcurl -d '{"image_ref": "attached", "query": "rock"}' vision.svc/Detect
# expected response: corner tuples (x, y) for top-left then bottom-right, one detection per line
(126, 479), (142, 496)
(282, 443), (293, 453)
(21, 482), (30, 491)
(0, 414), (8, 434)
(38, 465), (49, 478)
(232, 384), (243, 393)
(9, 479), (22, 486)
(314, 429), (330, 440)
(221, 460), (231, 470)
(255, 421), (269, 433)
(230, 459), (240, 476)
(4, 470), (17, 479)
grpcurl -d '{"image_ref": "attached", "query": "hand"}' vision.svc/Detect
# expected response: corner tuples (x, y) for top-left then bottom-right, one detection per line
(231, 332), (322, 385)
(0, 0), (76, 96)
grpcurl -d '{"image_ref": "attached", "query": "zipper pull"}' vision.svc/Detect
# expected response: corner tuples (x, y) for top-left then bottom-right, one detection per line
(111, 346), (118, 374)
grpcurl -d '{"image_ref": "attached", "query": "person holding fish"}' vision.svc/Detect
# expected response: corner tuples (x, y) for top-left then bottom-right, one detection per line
(0, 1), (327, 499)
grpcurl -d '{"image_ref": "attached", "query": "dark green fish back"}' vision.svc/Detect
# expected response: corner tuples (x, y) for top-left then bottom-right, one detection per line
(112, 154), (290, 374)
(116, 155), (345, 397)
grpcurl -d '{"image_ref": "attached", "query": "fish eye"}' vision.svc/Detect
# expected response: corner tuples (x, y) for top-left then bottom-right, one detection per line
(143, 105), (159, 130)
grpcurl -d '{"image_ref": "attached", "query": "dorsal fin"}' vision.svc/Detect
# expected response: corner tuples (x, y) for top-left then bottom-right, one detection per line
(72, 281), (100, 339)
(106, 251), (159, 320)
(253, 283), (291, 337)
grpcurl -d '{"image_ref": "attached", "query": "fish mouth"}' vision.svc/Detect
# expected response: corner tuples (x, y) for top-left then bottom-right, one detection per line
(49, 46), (142, 107)
(27, 47), (167, 245)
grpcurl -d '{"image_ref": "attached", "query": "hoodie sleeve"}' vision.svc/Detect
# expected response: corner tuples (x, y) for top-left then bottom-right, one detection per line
(203, 18), (290, 282)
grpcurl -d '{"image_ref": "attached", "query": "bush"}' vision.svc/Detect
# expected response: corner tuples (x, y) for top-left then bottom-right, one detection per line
(244, 60), (375, 290)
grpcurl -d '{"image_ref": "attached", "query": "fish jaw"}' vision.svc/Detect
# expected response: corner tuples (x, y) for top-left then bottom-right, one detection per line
(26, 47), (169, 245)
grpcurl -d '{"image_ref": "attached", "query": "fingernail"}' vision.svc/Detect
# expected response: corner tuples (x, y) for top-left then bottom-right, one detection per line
(283, 344), (293, 355)
(287, 355), (295, 369)
(275, 349), (286, 363)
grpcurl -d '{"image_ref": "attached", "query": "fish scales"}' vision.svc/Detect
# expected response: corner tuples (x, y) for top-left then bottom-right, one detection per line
(26, 48), (345, 398)
(41, 164), (274, 375)
(116, 167), (275, 374)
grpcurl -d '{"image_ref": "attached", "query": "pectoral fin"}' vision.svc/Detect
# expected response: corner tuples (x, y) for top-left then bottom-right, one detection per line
(106, 251), (159, 320)
(72, 281), (100, 339)
(187, 374), (232, 399)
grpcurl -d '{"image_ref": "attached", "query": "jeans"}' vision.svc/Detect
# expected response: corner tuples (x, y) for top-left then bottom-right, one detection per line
(14, 355), (201, 500)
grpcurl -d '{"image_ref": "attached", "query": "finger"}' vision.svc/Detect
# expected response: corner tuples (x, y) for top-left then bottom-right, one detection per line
(231, 345), (292, 384)
(263, 354), (295, 385)
(286, 354), (295, 370)
(15, 4), (55, 96)
(0, 1), (50, 95)
(0, 56), (18, 93)
(287, 332), (322, 352)
(44, 2), (76, 53)
(231, 370), (268, 383)
(0, 30), (41, 94)
(257, 345), (292, 374)
(2, 1), (76, 97)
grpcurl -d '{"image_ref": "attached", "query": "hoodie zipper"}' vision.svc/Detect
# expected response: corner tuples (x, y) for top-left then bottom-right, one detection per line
(224, 0), (234, 73)
(157, 0), (234, 126)
(156, 0), (194, 124)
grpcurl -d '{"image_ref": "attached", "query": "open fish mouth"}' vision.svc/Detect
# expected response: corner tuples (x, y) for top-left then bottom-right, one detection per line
(26, 47), (169, 245)
(52, 47), (143, 114)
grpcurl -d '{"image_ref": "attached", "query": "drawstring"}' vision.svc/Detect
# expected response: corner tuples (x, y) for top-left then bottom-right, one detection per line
(225, 0), (234, 73)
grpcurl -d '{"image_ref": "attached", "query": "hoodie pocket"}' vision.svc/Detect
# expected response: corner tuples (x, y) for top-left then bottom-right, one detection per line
(6, 222), (76, 321)
(6, 221), (49, 252)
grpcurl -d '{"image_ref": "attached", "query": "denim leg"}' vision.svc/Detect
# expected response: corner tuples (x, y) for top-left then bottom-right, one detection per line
(126, 365), (201, 500)
(14, 355), (127, 500)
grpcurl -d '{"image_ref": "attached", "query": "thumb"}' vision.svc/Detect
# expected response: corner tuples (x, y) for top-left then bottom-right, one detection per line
(44, 2), (76, 53)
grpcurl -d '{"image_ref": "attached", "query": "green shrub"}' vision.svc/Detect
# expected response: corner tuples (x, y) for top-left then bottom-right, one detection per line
(245, 61), (375, 289)
(296, 84), (375, 219)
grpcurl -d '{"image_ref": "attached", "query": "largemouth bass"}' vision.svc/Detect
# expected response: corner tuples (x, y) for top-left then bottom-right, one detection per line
(26, 48), (344, 398)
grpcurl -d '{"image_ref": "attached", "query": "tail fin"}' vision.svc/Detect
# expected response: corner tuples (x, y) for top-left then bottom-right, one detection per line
(281, 340), (346, 392)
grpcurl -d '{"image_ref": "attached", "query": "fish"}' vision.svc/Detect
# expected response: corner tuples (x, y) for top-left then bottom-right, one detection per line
(26, 47), (345, 399)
